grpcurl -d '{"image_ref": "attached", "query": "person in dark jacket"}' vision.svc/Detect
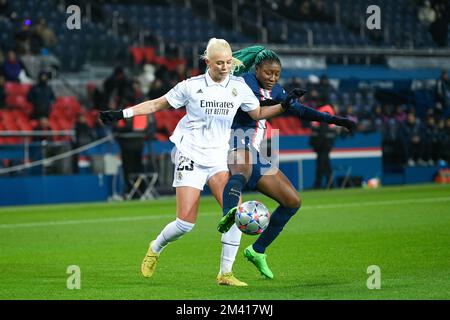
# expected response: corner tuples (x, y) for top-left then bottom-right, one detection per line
(28, 71), (55, 119)
(423, 114), (441, 165)
(399, 112), (425, 166)
(0, 74), (6, 108)
(435, 70), (450, 119)
(309, 119), (337, 189)
(2, 50), (23, 82)
(71, 113), (96, 173)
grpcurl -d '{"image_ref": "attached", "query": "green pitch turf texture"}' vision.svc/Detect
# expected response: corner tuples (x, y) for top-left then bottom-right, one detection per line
(0, 183), (449, 300)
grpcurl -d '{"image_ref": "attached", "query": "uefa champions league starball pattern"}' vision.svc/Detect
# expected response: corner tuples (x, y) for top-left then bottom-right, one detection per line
(235, 200), (270, 235)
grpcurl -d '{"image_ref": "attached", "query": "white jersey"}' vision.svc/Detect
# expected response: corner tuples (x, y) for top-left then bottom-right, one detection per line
(165, 71), (259, 166)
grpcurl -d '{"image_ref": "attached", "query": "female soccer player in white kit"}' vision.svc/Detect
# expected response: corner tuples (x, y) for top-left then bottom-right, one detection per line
(100, 38), (304, 286)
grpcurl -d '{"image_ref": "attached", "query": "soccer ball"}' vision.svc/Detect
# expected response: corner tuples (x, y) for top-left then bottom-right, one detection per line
(235, 200), (270, 235)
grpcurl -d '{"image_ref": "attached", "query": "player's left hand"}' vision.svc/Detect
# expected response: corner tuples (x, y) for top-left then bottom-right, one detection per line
(331, 115), (357, 132)
(99, 109), (124, 124)
(281, 88), (307, 110)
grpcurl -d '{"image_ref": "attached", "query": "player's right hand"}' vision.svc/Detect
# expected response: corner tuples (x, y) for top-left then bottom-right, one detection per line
(99, 109), (124, 124)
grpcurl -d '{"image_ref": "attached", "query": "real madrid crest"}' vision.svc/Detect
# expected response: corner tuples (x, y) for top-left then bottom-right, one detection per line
(177, 172), (183, 182)
(232, 88), (237, 97)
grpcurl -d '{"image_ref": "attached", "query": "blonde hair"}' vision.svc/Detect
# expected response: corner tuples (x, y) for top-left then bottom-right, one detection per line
(201, 38), (243, 73)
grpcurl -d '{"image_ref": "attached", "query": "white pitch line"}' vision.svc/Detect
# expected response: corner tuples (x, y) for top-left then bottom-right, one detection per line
(0, 214), (175, 229)
(0, 196), (449, 229)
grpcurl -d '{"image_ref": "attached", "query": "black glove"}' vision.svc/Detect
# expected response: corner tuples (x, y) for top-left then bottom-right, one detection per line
(331, 115), (357, 131)
(281, 88), (307, 110)
(99, 109), (124, 123)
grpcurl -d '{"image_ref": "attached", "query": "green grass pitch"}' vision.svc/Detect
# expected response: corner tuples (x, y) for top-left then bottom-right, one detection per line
(0, 183), (449, 300)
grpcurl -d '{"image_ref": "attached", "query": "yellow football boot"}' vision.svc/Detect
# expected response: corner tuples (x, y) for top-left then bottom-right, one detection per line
(216, 272), (248, 286)
(141, 241), (160, 278)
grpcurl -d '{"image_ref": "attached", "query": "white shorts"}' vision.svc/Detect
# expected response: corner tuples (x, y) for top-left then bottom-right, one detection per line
(172, 148), (229, 191)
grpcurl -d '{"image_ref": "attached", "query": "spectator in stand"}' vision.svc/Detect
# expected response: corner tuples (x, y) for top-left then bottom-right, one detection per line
(128, 79), (145, 105)
(310, 0), (327, 22)
(341, 105), (358, 124)
(72, 113), (96, 173)
(435, 70), (450, 119)
(382, 116), (403, 167)
(309, 109), (337, 189)
(317, 75), (335, 104)
(399, 112), (425, 166)
(355, 104), (373, 133)
(393, 105), (407, 123)
(137, 64), (155, 96)
(32, 116), (52, 142)
(423, 113), (441, 165)
(0, 74), (5, 108)
(439, 117), (450, 165)
(285, 76), (304, 94)
(103, 66), (130, 108)
(429, 0), (449, 47)
(169, 62), (188, 83)
(0, 0), (15, 21)
(34, 18), (57, 49)
(418, 0), (436, 27)
(147, 78), (166, 100)
(15, 21), (42, 55)
(2, 50), (23, 82)
(86, 83), (103, 110)
(368, 105), (385, 132)
(279, 0), (296, 18)
(299, 1), (311, 22)
(27, 71), (55, 120)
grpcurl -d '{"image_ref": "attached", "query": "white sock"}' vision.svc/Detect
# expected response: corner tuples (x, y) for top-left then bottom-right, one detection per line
(151, 218), (195, 254)
(220, 224), (242, 275)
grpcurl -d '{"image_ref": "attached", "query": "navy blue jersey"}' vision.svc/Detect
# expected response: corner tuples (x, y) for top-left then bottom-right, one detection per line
(232, 73), (286, 130)
(231, 72), (288, 151)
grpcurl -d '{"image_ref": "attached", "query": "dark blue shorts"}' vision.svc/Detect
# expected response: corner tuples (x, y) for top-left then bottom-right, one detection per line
(229, 130), (273, 191)
(246, 152), (272, 191)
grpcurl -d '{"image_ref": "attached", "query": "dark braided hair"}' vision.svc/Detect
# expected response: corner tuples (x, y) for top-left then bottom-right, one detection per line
(232, 46), (281, 76)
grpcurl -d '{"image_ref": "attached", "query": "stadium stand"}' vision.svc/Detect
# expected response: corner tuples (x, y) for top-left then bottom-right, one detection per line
(0, 0), (449, 204)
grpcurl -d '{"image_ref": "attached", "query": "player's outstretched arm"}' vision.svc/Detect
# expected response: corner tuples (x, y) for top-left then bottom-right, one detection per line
(99, 96), (171, 123)
(289, 102), (357, 131)
(279, 89), (356, 131)
(247, 88), (307, 121)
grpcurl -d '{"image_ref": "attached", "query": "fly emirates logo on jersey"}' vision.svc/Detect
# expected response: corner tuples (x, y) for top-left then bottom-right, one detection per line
(200, 100), (235, 116)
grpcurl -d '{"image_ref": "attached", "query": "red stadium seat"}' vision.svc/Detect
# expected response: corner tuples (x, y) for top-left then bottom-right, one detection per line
(17, 121), (33, 131)
(270, 116), (308, 136)
(143, 47), (156, 64)
(129, 47), (145, 65)
(166, 58), (186, 71)
(3, 120), (19, 131)
(52, 96), (82, 119)
(6, 95), (33, 115)
(84, 110), (98, 127)
(4, 82), (32, 96)
(0, 110), (15, 125)
(152, 56), (170, 68)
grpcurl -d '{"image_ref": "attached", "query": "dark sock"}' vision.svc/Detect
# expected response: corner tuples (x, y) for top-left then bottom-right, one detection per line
(253, 205), (299, 253)
(222, 174), (247, 216)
